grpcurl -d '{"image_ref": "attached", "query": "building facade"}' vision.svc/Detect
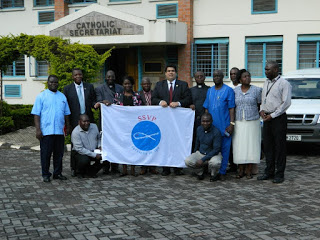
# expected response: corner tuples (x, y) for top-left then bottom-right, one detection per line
(0, 0), (319, 104)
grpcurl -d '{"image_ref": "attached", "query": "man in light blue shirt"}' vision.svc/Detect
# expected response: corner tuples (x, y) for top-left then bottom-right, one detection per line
(31, 75), (71, 183)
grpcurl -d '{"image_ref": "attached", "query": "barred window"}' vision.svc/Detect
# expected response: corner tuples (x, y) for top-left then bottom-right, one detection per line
(34, 0), (54, 7)
(252, 0), (277, 14)
(193, 40), (229, 78)
(4, 56), (25, 77)
(1, 0), (24, 8)
(246, 37), (282, 78)
(37, 60), (49, 77)
(298, 41), (319, 69)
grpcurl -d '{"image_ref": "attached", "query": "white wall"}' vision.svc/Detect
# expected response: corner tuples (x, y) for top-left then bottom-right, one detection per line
(193, 0), (320, 81)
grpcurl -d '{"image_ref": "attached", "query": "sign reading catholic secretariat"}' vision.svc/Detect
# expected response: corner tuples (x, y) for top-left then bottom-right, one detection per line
(50, 11), (144, 37)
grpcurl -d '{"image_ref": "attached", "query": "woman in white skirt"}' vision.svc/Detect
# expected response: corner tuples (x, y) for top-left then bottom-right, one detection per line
(233, 69), (262, 179)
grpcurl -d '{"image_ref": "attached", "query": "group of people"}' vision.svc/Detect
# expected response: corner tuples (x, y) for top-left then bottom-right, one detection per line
(31, 61), (291, 184)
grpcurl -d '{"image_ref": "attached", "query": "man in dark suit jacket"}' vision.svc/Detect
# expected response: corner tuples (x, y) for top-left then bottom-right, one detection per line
(94, 70), (123, 174)
(152, 65), (192, 176)
(63, 68), (97, 176)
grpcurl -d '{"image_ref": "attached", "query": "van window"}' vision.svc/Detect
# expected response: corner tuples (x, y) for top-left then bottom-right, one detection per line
(288, 78), (320, 99)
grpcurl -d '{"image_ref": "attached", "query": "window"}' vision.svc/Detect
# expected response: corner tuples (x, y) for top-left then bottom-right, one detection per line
(246, 36), (282, 78)
(4, 56), (25, 78)
(157, 3), (178, 19)
(37, 60), (49, 77)
(109, 0), (137, 2)
(298, 35), (320, 69)
(70, 0), (97, 3)
(38, 11), (54, 24)
(252, 0), (277, 14)
(0, 0), (24, 8)
(34, 0), (53, 7)
(4, 85), (21, 98)
(193, 39), (229, 78)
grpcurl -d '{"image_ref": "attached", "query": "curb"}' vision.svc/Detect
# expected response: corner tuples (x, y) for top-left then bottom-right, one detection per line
(0, 142), (72, 152)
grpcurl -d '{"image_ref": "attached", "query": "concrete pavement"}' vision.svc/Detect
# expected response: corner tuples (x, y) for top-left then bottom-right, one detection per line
(1, 140), (320, 239)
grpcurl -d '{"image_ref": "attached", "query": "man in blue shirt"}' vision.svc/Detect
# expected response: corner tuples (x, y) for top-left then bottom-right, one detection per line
(203, 70), (235, 181)
(185, 113), (222, 181)
(31, 75), (71, 183)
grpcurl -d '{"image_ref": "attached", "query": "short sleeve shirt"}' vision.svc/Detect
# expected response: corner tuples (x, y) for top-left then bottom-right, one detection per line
(31, 89), (71, 136)
(203, 84), (235, 136)
(234, 85), (262, 121)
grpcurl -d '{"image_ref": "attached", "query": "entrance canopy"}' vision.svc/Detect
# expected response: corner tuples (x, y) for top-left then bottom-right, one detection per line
(46, 4), (187, 46)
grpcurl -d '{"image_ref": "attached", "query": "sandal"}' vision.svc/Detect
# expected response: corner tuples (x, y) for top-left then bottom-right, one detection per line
(236, 174), (244, 179)
(246, 174), (253, 179)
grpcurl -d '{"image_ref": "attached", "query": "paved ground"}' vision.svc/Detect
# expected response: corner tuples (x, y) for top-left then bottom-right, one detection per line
(1, 137), (320, 239)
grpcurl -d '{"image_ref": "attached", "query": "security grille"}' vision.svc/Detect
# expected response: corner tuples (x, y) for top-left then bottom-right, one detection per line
(253, 0), (276, 12)
(157, 4), (177, 18)
(38, 11), (55, 24)
(5, 85), (21, 97)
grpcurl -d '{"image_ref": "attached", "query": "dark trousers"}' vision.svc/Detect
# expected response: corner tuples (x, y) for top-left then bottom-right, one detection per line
(263, 113), (287, 178)
(40, 135), (65, 178)
(74, 152), (103, 176)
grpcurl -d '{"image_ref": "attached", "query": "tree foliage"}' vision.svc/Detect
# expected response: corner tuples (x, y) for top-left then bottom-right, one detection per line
(0, 33), (113, 91)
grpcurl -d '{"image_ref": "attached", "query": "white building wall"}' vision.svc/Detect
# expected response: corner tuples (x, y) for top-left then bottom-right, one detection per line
(194, 0), (320, 84)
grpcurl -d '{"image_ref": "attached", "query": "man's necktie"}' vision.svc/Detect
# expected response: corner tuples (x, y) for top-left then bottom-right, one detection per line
(78, 85), (85, 114)
(145, 92), (151, 105)
(169, 83), (173, 104)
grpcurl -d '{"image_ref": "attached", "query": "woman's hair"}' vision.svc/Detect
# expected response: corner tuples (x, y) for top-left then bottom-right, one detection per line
(122, 75), (135, 85)
(236, 69), (250, 83)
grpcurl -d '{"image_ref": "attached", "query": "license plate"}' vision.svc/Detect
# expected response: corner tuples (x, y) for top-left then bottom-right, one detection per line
(286, 135), (301, 141)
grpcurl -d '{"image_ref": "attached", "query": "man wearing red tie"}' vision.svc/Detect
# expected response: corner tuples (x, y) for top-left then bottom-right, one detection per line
(152, 65), (192, 176)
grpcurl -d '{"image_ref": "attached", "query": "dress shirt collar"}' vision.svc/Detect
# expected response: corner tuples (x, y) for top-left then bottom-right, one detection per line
(167, 79), (176, 86)
(268, 75), (281, 83)
(74, 81), (83, 88)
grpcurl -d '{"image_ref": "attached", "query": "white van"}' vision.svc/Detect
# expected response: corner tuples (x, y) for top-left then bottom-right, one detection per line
(283, 68), (320, 142)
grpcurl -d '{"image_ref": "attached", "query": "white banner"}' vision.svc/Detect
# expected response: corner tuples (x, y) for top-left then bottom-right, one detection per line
(101, 104), (195, 168)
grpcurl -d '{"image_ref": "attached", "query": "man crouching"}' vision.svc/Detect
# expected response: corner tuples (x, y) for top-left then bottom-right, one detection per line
(185, 113), (222, 181)
(71, 114), (104, 178)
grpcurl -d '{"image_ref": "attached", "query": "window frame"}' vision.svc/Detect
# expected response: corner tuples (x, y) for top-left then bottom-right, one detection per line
(3, 56), (26, 79)
(4, 85), (22, 98)
(245, 36), (283, 78)
(297, 35), (320, 70)
(69, 0), (97, 4)
(156, 3), (178, 19)
(251, 0), (277, 14)
(33, 0), (53, 7)
(0, 0), (24, 9)
(193, 38), (229, 78)
(38, 10), (55, 24)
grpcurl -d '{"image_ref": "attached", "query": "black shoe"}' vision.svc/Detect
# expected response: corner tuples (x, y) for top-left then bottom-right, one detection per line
(161, 171), (170, 176)
(71, 169), (77, 177)
(197, 174), (205, 180)
(174, 170), (184, 176)
(272, 178), (284, 184)
(102, 168), (110, 175)
(257, 174), (273, 181)
(210, 173), (220, 182)
(53, 174), (67, 180)
(43, 177), (51, 183)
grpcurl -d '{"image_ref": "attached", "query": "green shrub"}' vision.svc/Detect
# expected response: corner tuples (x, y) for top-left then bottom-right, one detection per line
(10, 106), (33, 130)
(0, 116), (14, 134)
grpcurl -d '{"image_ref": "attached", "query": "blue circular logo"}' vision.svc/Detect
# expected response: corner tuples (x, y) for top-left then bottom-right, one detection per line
(131, 121), (161, 151)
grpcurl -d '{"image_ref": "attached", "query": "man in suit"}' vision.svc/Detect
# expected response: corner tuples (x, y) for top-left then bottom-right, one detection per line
(139, 77), (158, 175)
(63, 68), (97, 177)
(152, 65), (192, 176)
(94, 70), (123, 174)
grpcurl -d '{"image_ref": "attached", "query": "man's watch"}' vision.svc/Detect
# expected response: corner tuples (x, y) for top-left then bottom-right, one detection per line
(230, 122), (235, 126)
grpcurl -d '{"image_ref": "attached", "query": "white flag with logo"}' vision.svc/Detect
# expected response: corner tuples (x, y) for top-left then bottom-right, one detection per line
(101, 104), (194, 167)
